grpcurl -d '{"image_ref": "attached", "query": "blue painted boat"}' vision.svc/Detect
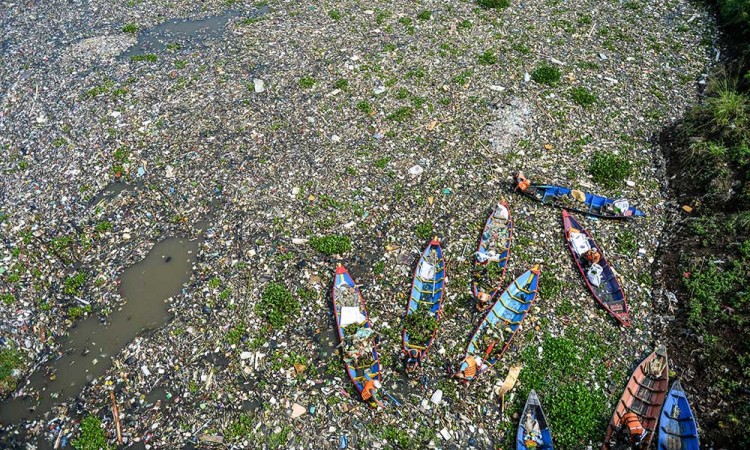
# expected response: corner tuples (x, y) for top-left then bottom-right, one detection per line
(471, 200), (513, 303)
(515, 179), (645, 219)
(331, 264), (381, 401)
(401, 238), (445, 372)
(460, 267), (540, 379)
(658, 381), (700, 450)
(562, 210), (631, 326)
(517, 390), (554, 450)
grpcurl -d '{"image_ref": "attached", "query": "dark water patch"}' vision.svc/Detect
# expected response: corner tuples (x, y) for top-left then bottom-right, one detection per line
(0, 237), (199, 425)
(88, 181), (133, 206)
(314, 327), (339, 360)
(120, 6), (269, 59)
(145, 386), (172, 406)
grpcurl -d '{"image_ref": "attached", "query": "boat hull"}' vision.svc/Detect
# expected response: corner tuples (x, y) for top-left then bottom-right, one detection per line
(562, 210), (631, 326)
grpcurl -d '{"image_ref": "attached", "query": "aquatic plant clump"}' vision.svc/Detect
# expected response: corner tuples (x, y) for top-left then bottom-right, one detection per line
(404, 307), (438, 344)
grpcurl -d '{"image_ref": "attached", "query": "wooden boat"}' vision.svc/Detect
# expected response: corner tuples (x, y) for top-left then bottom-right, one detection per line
(471, 200), (513, 300)
(561, 210), (631, 326)
(331, 264), (381, 401)
(460, 267), (540, 379)
(658, 381), (699, 450)
(515, 179), (645, 219)
(603, 346), (669, 450)
(401, 238), (445, 370)
(517, 390), (555, 450)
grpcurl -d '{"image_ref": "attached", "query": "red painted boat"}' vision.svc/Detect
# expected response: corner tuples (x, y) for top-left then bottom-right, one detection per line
(603, 346), (669, 450)
(562, 210), (631, 326)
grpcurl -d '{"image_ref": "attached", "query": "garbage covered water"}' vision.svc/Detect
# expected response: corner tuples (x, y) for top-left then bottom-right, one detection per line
(0, 0), (722, 447)
(0, 237), (198, 425)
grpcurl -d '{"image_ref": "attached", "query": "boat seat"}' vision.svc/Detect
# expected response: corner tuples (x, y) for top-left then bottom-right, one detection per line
(415, 285), (444, 294)
(659, 427), (697, 438)
(489, 309), (520, 326)
(626, 386), (659, 405)
(507, 290), (531, 304)
(416, 273), (445, 284)
(495, 295), (523, 314)
(352, 371), (380, 381)
(412, 299), (438, 307)
(610, 303), (624, 312)
(405, 342), (427, 351)
(513, 275), (535, 294)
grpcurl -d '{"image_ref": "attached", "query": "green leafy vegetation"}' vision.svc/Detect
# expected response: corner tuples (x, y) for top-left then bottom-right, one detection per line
(72, 416), (110, 450)
(1, 293), (14, 305)
(518, 332), (610, 449)
(588, 151), (632, 188)
(310, 235), (351, 255)
(122, 23), (138, 33)
(298, 76), (316, 89)
(334, 78), (348, 90)
(94, 221), (112, 233)
(615, 230), (638, 255)
(403, 307), (438, 345)
(417, 10), (432, 21)
(477, 0), (510, 9)
(268, 425), (291, 449)
(387, 106), (414, 122)
(256, 283), (299, 328)
(415, 221), (434, 240)
(373, 261), (385, 274)
(225, 413), (253, 441)
(356, 100), (373, 114)
(477, 49), (497, 65)
(226, 322), (246, 346)
(538, 273), (563, 300)
(0, 347), (22, 394)
(531, 64), (561, 85)
(63, 272), (86, 296)
(130, 54), (157, 63)
(571, 87), (597, 106)
(328, 9), (341, 20)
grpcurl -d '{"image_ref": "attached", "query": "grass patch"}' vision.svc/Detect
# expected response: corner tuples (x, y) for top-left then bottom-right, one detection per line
(531, 64), (561, 85)
(334, 78), (348, 90)
(122, 23), (138, 33)
(310, 235), (352, 255)
(256, 283), (299, 328)
(588, 151), (632, 188)
(328, 9), (341, 20)
(571, 87), (597, 107)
